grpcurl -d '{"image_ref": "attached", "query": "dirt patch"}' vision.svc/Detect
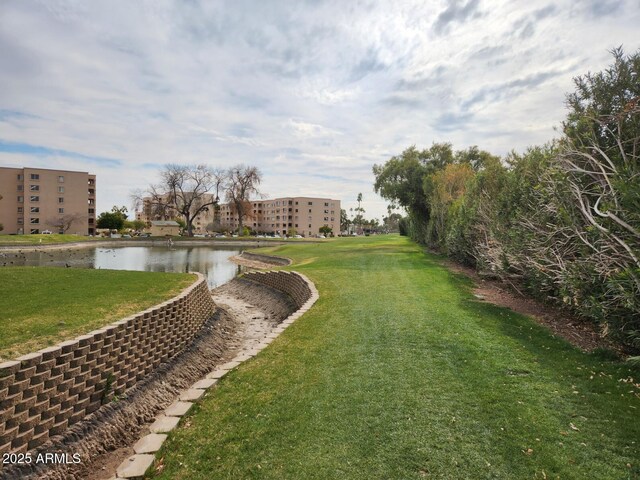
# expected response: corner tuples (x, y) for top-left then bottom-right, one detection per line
(215, 278), (297, 321)
(441, 259), (620, 354)
(1, 279), (298, 480)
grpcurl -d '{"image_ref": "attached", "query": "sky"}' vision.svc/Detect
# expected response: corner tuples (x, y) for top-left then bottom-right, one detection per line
(0, 0), (638, 222)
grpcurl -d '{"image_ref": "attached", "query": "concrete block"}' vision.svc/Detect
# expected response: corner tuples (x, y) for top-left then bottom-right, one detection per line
(117, 454), (155, 478)
(149, 415), (180, 433)
(165, 401), (192, 417)
(206, 369), (228, 380)
(192, 378), (217, 389)
(133, 433), (167, 454)
(221, 360), (241, 370)
(180, 389), (205, 401)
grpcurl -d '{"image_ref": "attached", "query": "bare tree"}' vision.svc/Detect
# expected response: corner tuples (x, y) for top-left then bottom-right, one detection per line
(225, 165), (262, 235)
(133, 165), (227, 237)
(47, 213), (85, 233)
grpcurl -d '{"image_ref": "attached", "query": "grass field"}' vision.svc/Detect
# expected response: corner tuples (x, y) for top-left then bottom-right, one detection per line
(149, 235), (639, 479)
(0, 267), (195, 360)
(0, 234), (103, 245)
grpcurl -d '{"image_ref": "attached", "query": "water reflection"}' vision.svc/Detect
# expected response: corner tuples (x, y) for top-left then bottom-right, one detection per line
(1, 246), (243, 288)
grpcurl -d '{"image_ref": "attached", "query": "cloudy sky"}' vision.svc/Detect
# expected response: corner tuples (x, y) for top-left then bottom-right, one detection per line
(1, 0), (638, 220)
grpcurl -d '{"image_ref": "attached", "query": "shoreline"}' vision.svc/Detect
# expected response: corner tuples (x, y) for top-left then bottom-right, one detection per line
(0, 238), (287, 252)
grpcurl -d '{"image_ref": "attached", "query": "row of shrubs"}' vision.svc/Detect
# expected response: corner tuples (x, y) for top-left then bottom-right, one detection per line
(375, 48), (639, 352)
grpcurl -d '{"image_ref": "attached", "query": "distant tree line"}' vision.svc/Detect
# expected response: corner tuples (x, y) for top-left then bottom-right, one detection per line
(373, 48), (640, 352)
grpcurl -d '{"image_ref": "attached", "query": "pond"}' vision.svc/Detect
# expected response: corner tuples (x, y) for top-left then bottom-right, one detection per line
(0, 245), (244, 289)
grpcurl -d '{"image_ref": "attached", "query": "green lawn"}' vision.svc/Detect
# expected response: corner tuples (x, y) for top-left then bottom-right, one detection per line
(0, 267), (194, 360)
(150, 235), (639, 479)
(0, 234), (104, 245)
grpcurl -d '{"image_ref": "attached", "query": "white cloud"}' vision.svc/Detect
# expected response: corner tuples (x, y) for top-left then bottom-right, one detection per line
(285, 119), (344, 139)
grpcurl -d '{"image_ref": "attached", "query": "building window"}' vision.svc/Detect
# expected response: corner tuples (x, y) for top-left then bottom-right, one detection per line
(58, 208), (64, 214)
(58, 176), (64, 183)
(30, 229), (40, 234)
(17, 185), (23, 191)
(308, 224), (312, 228)
(17, 196), (24, 203)
(30, 196), (39, 202)
(17, 207), (23, 213)
(58, 197), (64, 203)
(308, 209), (312, 213)
(88, 208), (94, 214)
(325, 202), (329, 206)
(17, 218), (24, 225)
(88, 218), (94, 224)
(17, 174), (23, 180)
(88, 189), (94, 195)
(30, 185), (39, 191)
(324, 217), (329, 221)
(308, 201), (313, 205)
(30, 218), (39, 224)
(58, 186), (65, 193)
(30, 173), (39, 180)
(30, 207), (39, 213)
(88, 199), (95, 205)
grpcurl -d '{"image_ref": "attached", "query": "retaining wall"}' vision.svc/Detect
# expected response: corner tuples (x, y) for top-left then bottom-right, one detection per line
(242, 270), (312, 308)
(239, 251), (291, 266)
(0, 273), (216, 456)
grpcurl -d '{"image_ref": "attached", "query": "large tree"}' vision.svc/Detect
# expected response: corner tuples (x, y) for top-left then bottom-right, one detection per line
(46, 213), (85, 233)
(521, 47), (640, 343)
(96, 210), (126, 230)
(135, 164), (227, 237)
(225, 165), (262, 235)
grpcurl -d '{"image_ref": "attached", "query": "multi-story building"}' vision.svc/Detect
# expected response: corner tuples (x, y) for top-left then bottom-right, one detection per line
(136, 195), (341, 237)
(0, 167), (96, 235)
(219, 197), (341, 237)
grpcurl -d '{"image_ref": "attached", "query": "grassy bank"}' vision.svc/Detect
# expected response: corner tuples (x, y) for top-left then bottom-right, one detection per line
(0, 234), (102, 245)
(150, 235), (639, 479)
(0, 267), (194, 360)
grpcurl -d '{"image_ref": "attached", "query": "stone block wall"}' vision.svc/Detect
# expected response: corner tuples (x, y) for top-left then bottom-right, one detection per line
(242, 271), (312, 308)
(0, 273), (215, 456)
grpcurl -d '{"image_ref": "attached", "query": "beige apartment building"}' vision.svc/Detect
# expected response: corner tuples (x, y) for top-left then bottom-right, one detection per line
(136, 195), (340, 237)
(0, 167), (96, 235)
(219, 197), (341, 237)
